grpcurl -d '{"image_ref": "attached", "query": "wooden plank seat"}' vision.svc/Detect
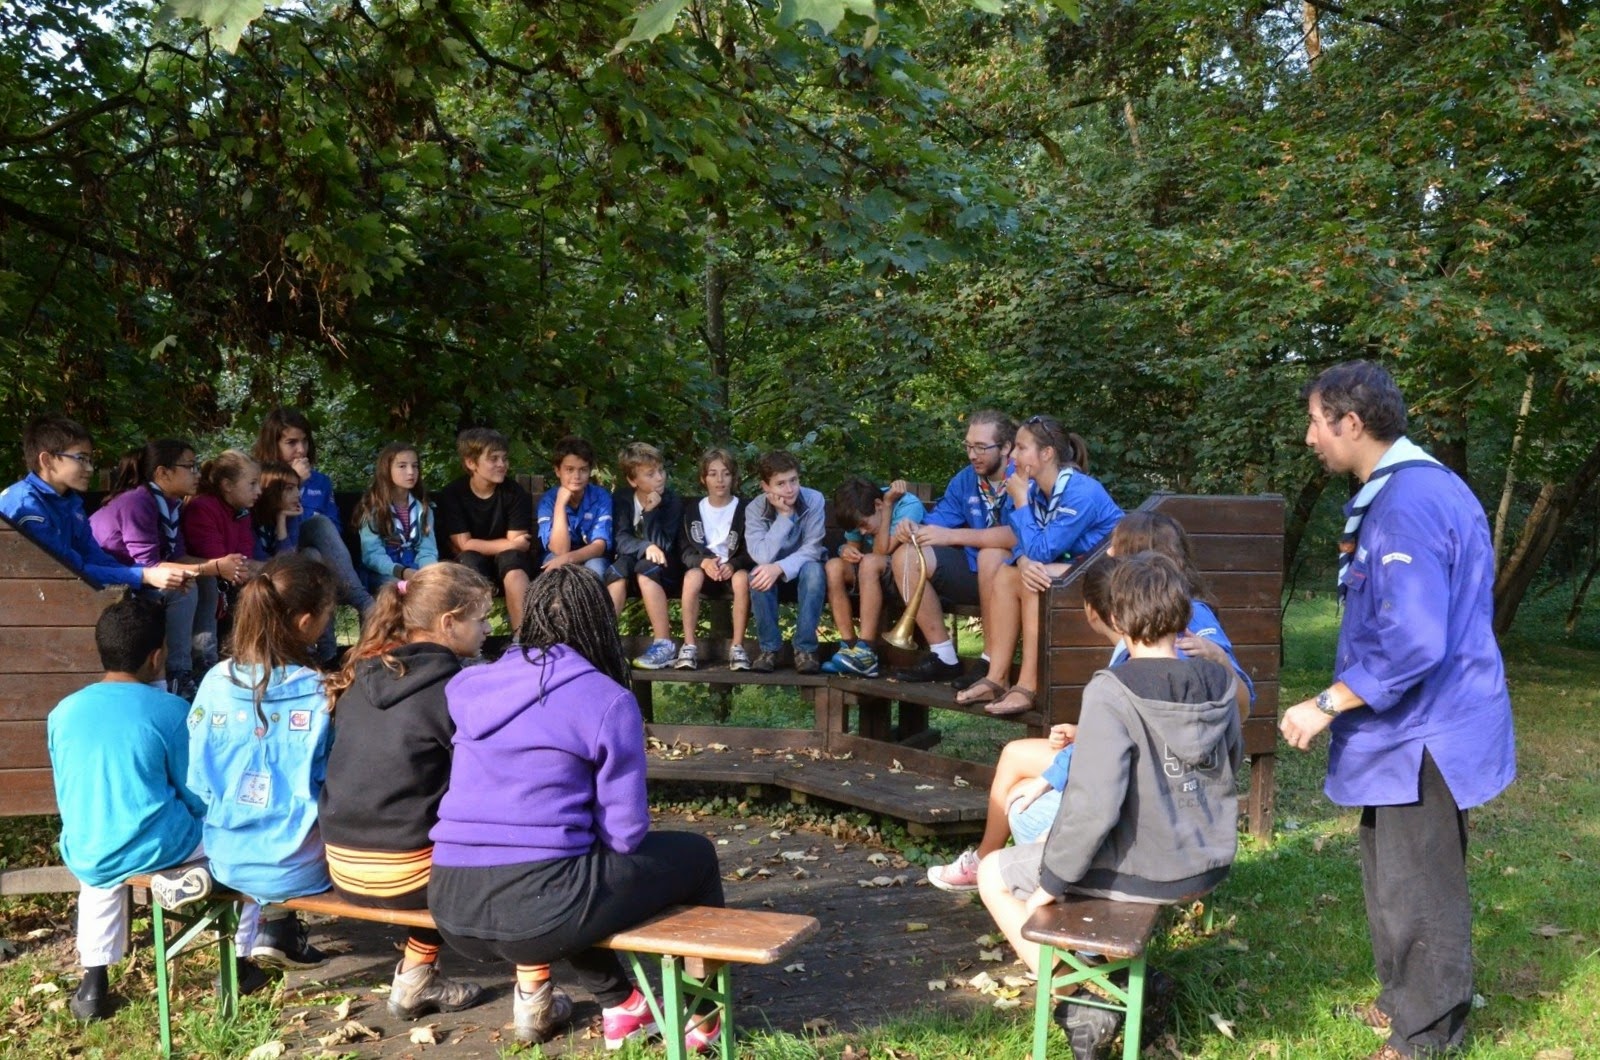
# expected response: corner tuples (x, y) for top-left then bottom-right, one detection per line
(1021, 896), (1167, 1060)
(125, 873), (818, 1060)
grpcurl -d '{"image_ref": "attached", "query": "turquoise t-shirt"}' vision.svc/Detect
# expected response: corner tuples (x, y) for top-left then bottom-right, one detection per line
(47, 682), (205, 888)
(843, 491), (928, 553)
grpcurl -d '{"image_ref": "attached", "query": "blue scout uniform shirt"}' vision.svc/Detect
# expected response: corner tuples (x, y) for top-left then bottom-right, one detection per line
(0, 473), (144, 587)
(285, 469), (340, 545)
(1008, 469), (1123, 564)
(48, 682), (205, 889)
(187, 662), (334, 903)
(923, 466), (1017, 572)
(1327, 457), (1515, 810)
(359, 495), (439, 582)
(537, 483), (614, 552)
(841, 490), (927, 554)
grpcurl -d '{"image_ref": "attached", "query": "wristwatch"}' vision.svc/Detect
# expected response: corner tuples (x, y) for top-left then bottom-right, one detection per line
(1315, 690), (1339, 717)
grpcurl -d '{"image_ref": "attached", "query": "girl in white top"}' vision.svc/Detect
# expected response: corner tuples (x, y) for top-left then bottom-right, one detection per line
(675, 448), (754, 670)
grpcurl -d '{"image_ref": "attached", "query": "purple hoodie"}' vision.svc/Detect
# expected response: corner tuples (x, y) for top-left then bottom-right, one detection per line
(429, 644), (649, 868)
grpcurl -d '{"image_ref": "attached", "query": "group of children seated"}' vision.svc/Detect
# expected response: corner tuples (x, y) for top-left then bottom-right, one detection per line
(8, 405), (1253, 1057)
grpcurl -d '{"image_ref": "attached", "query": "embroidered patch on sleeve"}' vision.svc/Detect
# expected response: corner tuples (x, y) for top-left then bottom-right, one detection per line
(1381, 552), (1413, 565)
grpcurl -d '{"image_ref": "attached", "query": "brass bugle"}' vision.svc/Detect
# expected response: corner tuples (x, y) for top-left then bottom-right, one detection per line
(882, 527), (929, 652)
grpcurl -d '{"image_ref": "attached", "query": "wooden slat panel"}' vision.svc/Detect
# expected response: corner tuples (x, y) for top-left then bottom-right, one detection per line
(1186, 534), (1284, 573)
(1248, 683), (1280, 718)
(0, 627), (100, 673)
(0, 524), (85, 580)
(1204, 608), (1281, 645)
(0, 721), (49, 769)
(1243, 716), (1279, 756)
(1144, 495), (1284, 535)
(0, 579), (120, 626)
(1042, 644), (1279, 685)
(602, 906), (819, 964)
(1199, 572), (1283, 608)
(0, 673), (103, 721)
(0, 865), (78, 896)
(0, 769), (57, 816)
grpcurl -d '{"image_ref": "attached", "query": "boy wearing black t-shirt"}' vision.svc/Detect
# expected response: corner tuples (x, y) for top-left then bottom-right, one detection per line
(434, 428), (538, 630)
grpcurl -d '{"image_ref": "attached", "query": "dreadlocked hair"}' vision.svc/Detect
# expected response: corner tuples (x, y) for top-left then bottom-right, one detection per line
(327, 563), (493, 703)
(1109, 510), (1212, 608)
(516, 566), (629, 687)
(229, 552), (337, 711)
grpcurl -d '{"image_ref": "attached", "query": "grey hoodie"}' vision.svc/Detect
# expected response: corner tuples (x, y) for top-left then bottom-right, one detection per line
(1039, 657), (1242, 902)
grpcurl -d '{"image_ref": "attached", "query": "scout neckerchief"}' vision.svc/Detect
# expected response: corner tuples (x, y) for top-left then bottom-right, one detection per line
(1337, 436), (1443, 599)
(976, 475), (1006, 527)
(1029, 468), (1074, 527)
(147, 483), (181, 560)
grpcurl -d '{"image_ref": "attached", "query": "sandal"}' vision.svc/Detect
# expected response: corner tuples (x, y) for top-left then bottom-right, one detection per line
(954, 677), (1007, 706)
(987, 686), (1037, 717)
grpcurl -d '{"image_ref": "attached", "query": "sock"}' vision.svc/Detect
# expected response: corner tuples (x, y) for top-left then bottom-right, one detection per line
(402, 937), (439, 971)
(929, 640), (958, 665)
(515, 964), (551, 994)
(979, 653), (990, 663)
(858, 640), (874, 652)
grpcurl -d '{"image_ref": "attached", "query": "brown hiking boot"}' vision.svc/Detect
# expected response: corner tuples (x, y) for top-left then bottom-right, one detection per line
(386, 960), (484, 1019)
(1336, 1000), (1393, 1034)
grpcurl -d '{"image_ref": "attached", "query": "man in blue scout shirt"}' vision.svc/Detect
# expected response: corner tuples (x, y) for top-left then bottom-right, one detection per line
(1281, 361), (1516, 1060)
(885, 409), (1019, 683)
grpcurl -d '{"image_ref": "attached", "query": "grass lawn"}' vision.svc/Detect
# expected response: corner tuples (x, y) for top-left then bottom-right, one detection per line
(2, 598), (1597, 1058)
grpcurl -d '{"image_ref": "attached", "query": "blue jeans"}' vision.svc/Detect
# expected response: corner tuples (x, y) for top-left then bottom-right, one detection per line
(191, 576), (220, 672)
(752, 560), (824, 653)
(140, 584), (199, 678)
(296, 514), (374, 615)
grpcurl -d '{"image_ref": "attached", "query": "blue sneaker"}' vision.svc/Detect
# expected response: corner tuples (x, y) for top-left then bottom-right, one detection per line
(633, 639), (677, 669)
(830, 644), (880, 677)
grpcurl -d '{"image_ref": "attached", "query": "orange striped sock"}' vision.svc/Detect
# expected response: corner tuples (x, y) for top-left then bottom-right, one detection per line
(515, 964), (552, 993)
(403, 938), (440, 969)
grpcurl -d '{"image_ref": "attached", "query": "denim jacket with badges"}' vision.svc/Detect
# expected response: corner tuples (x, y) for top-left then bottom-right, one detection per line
(187, 662), (333, 903)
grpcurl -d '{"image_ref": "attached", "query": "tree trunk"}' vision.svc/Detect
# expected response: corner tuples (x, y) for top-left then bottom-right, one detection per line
(1303, 2), (1322, 64)
(1493, 432), (1600, 634)
(1492, 371), (1535, 562)
(1283, 467), (1331, 577)
(702, 235), (733, 442)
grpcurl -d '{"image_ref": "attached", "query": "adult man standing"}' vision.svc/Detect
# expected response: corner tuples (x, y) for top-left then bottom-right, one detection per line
(886, 409), (1019, 683)
(1281, 362), (1515, 1059)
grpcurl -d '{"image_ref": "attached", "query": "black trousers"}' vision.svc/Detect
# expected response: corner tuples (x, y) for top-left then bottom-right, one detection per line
(435, 831), (724, 1007)
(1359, 750), (1472, 1056)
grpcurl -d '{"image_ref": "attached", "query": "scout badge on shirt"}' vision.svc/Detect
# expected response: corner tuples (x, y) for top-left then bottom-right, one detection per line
(288, 709), (311, 732)
(238, 771), (271, 807)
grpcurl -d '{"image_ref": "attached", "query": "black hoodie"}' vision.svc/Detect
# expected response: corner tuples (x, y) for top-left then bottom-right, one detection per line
(319, 642), (461, 852)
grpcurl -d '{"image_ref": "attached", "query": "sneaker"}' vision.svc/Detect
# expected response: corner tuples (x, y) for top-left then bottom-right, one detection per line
(512, 980), (574, 1043)
(685, 1010), (722, 1054)
(927, 849), (980, 892)
(167, 671), (200, 702)
(633, 638), (677, 669)
(602, 989), (659, 1051)
(69, 970), (110, 1023)
(889, 654), (965, 683)
(750, 649), (778, 673)
(794, 649), (821, 675)
(150, 863), (213, 912)
(250, 914), (328, 970)
(728, 644), (752, 671)
(388, 959), (484, 1019)
(215, 957), (275, 998)
(1053, 998), (1123, 1060)
(673, 643), (700, 670)
(830, 644), (879, 677)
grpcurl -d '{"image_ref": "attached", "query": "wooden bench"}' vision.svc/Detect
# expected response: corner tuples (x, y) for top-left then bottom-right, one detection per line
(1022, 895), (1168, 1060)
(125, 874), (818, 1060)
(632, 492), (1285, 839)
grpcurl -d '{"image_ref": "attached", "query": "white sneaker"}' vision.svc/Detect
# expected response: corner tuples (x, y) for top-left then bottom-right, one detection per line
(728, 644), (752, 671)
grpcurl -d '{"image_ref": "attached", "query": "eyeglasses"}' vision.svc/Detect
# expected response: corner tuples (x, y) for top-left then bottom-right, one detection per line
(50, 451), (95, 469)
(170, 463), (199, 472)
(964, 442), (1002, 455)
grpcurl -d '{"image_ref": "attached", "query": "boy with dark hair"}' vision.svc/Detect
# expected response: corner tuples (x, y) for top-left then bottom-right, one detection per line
(977, 551), (1241, 1054)
(607, 443), (685, 668)
(1, 415), (192, 592)
(435, 427), (538, 632)
(822, 476), (926, 677)
(744, 451), (827, 673)
(537, 435), (613, 581)
(49, 597), (261, 1022)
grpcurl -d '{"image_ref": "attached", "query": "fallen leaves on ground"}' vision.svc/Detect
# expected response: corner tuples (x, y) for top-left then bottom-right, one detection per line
(243, 1043), (285, 1060)
(409, 1023), (440, 1044)
(316, 1020), (380, 1047)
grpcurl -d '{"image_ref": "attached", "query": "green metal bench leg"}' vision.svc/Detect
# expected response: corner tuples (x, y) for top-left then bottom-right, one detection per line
(149, 896), (242, 1059)
(1031, 943), (1147, 1060)
(621, 951), (736, 1060)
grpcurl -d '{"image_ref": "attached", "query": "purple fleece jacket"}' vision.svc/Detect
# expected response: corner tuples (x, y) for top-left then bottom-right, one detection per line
(429, 643), (649, 867)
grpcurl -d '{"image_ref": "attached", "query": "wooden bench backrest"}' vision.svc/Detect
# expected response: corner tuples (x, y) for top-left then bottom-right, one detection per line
(0, 515), (126, 816)
(1040, 494), (1284, 756)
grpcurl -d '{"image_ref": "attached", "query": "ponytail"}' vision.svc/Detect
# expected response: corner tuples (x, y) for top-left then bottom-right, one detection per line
(229, 553), (337, 710)
(1019, 415), (1090, 473)
(106, 438), (195, 498)
(326, 562), (492, 704)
